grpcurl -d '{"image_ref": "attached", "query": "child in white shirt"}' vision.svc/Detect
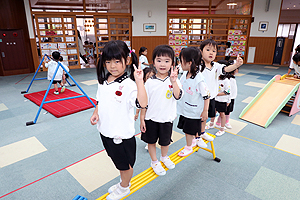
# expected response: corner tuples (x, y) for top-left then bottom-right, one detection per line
(140, 45), (182, 176)
(139, 47), (150, 69)
(287, 53), (300, 79)
(199, 39), (243, 137)
(45, 51), (68, 95)
(225, 42), (233, 61)
(215, 60), (239, 130)
(214, 74), (231, 136)
(90, 40), (147, 200)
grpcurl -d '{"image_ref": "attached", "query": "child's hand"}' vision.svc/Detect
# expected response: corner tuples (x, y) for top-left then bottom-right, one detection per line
(90, 114), (99, 125)
(170, 66), (178, 83)
(140, 120), (146, 133)
(133, 64), (143, 83)
(134, 114), (139, 121)
(235, 55), (243, 67)
(201, 111), (208, 122)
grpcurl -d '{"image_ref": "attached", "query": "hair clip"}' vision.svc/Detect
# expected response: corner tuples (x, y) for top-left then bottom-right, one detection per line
(130, 49), (135, 53)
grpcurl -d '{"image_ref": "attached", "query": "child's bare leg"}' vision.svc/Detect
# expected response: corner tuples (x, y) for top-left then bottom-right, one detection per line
(54, 83), (58, 91)
(148, 143), (157, 161)
(120, 166), (133, 187)
(220, 112), (226, 131)
(62, 75), (66, 85)
(161, 145), (169, 157)
(185, 134), (194, 146)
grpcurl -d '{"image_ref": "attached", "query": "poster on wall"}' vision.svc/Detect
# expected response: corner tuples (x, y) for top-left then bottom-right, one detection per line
(227, 30), (246, 57)
(169, 34), (188, 57)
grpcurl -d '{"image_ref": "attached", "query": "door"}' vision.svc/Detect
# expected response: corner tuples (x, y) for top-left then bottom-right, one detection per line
(0, 29), (28, 71)
(273, 37), (285, 65)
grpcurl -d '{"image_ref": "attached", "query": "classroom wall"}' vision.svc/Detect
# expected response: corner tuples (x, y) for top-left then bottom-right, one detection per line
(132, 0), (167, 36)
(0, 0), (35, 75)
(250, 0), (281, 37)
(131, 0), (168, 63)
(24, 0), (40, 70)
(247, 0), (282, 64)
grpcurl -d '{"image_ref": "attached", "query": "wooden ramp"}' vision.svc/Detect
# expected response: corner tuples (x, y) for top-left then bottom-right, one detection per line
(240, 76), (300, 128)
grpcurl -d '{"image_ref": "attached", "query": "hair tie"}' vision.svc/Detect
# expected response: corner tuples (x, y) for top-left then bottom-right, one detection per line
(130, 49), (135, 53)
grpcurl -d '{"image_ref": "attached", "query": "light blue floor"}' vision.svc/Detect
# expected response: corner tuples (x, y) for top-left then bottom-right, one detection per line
(1, 64), (300, 200)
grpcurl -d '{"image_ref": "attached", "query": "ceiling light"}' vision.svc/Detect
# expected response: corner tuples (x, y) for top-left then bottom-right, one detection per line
(179, 8), (187, 10)
(293, 5), (296, 7)
(227, 3), (237, 6)
(287, 7), (290, 9)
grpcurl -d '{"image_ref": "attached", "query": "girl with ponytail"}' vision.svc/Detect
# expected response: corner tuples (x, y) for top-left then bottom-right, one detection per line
(90, 40), (147, 200)
(177, 47), (212, 156)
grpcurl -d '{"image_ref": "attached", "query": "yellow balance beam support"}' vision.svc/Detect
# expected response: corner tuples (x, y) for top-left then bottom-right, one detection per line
(96, 133), (219, 200)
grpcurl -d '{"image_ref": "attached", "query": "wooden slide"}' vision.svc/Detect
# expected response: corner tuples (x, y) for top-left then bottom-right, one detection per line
(239, 75), (300, 128)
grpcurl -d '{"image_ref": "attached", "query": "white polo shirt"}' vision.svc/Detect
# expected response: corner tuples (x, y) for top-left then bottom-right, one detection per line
(139, 55), (149, 70)
(177, 71), (210, 119)
(201, 62), (225, 99)
(45, 60), (69, 81)
(229, 76), (237, 99)
(225, 48), (233, 56)
(96, 73), (138, 139)
(289, 62), (300, 78)
(215, 78), (231, 103)
(145, 75), (182, 123)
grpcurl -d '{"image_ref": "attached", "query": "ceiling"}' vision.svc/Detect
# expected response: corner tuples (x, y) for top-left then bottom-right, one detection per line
(30, 0), (300, 11)
(281, 0), (300, 10)
(167, 0), (300, 10)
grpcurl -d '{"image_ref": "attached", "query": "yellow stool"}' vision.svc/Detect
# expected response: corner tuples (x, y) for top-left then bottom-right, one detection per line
(97, 133), (220, 200)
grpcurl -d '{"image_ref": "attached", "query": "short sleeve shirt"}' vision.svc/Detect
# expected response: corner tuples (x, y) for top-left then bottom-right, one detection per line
(215, 78), (231, 103)
(145, 75), (182, 123)
(96, 73), (137, 139)
(177, 71), (210, 119)
(201, 62), (225, 99)
(139, 55), (149, 70)
(45, 60), (64, 81)
(289, 62), (300, 78)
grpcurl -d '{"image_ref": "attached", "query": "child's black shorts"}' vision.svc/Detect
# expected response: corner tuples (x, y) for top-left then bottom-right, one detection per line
(177, 115), (201, 136)
(141, 119), (173, 146)
(225, 99), (235, 115)
(208, 98), (216, 118)
(51, 80), (61, 84)
(215, 101), (227, 112)
(100, 133), (136, 171)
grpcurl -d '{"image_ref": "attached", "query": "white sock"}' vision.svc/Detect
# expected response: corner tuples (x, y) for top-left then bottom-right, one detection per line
(118, 183), (129, 191)
(151, 160), (159, 164)
(161, 155), (168, 160)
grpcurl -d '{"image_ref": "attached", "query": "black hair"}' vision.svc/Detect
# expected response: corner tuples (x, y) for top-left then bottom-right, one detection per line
(180, 47), (202, 78)
(292, 53), (300, 63)
(52, 51), (60, 60)
(139, 47), (147, 56)
(58, 56), (63, 62)
(199, 39), (218, 72)
(295, 45), (300, 54)
(219, 74), (227, 80)
(96, 40), (138, 84)
(152, 45), (175, 66)
(200, 39), (218, 51)
(226, 42), (231, 48)
(143, 67), (156, 82)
